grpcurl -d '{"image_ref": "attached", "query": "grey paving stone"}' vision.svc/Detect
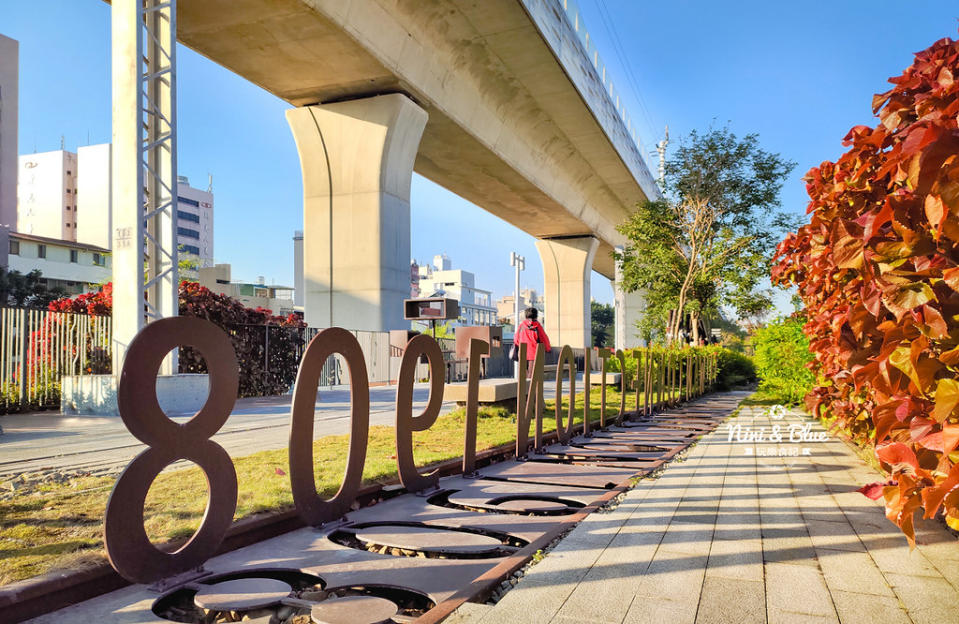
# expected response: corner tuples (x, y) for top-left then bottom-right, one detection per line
(815, 550), (894, 597)
(766, 607), (838, 623)
(633, 550), (708, 603)
(554, 574), (636, 623)
(803, 518), (865, 553)
(443, 602), (493, 624)
(452, 398), (959, 624)
(920, 549), (959, 594)
(658, 525), (715, 556)
(761, 526), (820, 567)
(695, 576), (765, 624)
(885, 573), (959, 624)
(622, 595), (697, 624)
(867, 543), (944, 579)
(764, 562), (837, 619)
(550, 615), (617, 624)
(705, 536), (764, 582)
(829, 591), (910, 624)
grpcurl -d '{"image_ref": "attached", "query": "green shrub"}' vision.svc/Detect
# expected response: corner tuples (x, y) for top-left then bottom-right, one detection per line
(751, 316), (813, 404)
(605, 350), (638, 388)
(604, 345), (750, 392)
(712, 347), (756, 390)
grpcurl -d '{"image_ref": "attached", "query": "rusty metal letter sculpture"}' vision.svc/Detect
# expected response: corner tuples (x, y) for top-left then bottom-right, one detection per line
(632, 349), (642, 417)
(289, 327), (370, 526)
(614, 349), (626, 424)
(516, 343), (546, 457)
(553, 345), (576, 445)
(102, 317), (723, 587)
(395, 334), (445, 492)
(582, 350), (592, 436)
(594, 348), (610, 428)
(104, 317), (239, 584)
(462, 338), (490, 475)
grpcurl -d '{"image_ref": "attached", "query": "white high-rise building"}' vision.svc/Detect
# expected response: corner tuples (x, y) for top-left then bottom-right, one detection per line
(0, 34), (17, 264)
(175, 175), (214, 268)
(15, 148), (215, 270)
(17, 150), (78, 241)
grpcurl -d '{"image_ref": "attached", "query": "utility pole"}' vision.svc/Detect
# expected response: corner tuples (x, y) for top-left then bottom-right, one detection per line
(656, 125), (669, 191)
(510, 251), (525, 379)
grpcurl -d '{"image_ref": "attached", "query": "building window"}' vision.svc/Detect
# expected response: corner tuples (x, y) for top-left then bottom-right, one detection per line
(38, 245), (46, 259)
(9, 240), (19, 255)
(177, 210), (200, 224)
(70, 249), (78, 263)
(181, 244), (200, 255)
(177, 196), (200, 207)
(177, 227), (200, 239)
(93, 252), (105, 266)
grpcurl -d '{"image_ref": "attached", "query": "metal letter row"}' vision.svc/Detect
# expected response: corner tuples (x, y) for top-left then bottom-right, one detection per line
(101, 318), (729, 624)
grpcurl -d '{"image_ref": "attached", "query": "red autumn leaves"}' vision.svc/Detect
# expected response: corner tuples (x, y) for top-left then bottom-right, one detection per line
(773, 33), (959, 542)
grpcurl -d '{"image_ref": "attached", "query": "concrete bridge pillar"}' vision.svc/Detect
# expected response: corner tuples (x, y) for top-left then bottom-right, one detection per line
(534, 236), (599, 350)
(287, 93), (427, 331)
(614, 244), (645, 349)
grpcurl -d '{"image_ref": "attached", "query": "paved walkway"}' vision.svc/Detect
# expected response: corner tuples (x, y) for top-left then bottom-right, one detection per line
(0, 384), (439, 478)
(447, 400), (959, 624)
(0, 376), (576, 479)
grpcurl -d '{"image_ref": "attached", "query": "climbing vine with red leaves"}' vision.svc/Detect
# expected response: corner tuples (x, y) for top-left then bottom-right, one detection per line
(773, 32), (959, 542)
(50, 282), (306, 397)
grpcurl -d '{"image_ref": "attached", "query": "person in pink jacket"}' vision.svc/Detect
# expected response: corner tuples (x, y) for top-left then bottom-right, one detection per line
(515, 307), (551, 373)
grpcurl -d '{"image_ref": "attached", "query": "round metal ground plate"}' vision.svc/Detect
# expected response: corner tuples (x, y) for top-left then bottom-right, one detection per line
(193, 578), (292, 611)
(354, 525), (502, 554)
(496, 499), (568, 513)
(310, 595), (398, 624)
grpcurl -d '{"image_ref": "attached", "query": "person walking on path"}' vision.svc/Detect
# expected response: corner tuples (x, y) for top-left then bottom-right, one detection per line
(515, 307), (551, 376)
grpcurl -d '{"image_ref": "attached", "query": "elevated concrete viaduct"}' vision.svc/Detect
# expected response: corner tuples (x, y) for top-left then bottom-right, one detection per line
(113, 0), (655, 351)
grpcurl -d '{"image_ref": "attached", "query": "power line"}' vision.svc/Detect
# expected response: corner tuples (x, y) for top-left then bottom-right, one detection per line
(597, 0), (656, 137)
(592, 0), (659, 150)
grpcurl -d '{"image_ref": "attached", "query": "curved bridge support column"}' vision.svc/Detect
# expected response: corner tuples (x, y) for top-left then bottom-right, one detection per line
(287, 93), (427, 331)
(535, 235), (599, 350)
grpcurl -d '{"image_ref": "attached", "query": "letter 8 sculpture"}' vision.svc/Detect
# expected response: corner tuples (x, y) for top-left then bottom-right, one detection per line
(104, 317), (240, 584)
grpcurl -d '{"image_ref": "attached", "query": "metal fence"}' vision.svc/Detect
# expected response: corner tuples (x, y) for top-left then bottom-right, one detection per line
(0, 309), (524, 414)
(296, 327), (395, 387)
(0, 308), (112, 413)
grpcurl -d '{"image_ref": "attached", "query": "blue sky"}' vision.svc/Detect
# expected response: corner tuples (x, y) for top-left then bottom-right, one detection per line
(1, 1), (957, 311)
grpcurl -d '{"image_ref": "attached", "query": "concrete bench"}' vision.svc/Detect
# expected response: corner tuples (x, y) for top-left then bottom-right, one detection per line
(540, 366), (620, 387)
(444, 378), (517, 406)
(587, 372), (622, 386)
(543, 363), (573, 377)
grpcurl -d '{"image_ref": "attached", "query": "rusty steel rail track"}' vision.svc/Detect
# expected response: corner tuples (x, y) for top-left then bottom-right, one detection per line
(0, 428), (571, 623)
(0, 403), (732, 624)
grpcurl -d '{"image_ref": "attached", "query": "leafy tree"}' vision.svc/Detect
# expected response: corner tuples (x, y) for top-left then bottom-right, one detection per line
(590, 301), (614, 347)
(0, 267), (66, 309)
(616, 127), (795, 344)
(178, 246), (201, 283)
(414, 320), (455, 339)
